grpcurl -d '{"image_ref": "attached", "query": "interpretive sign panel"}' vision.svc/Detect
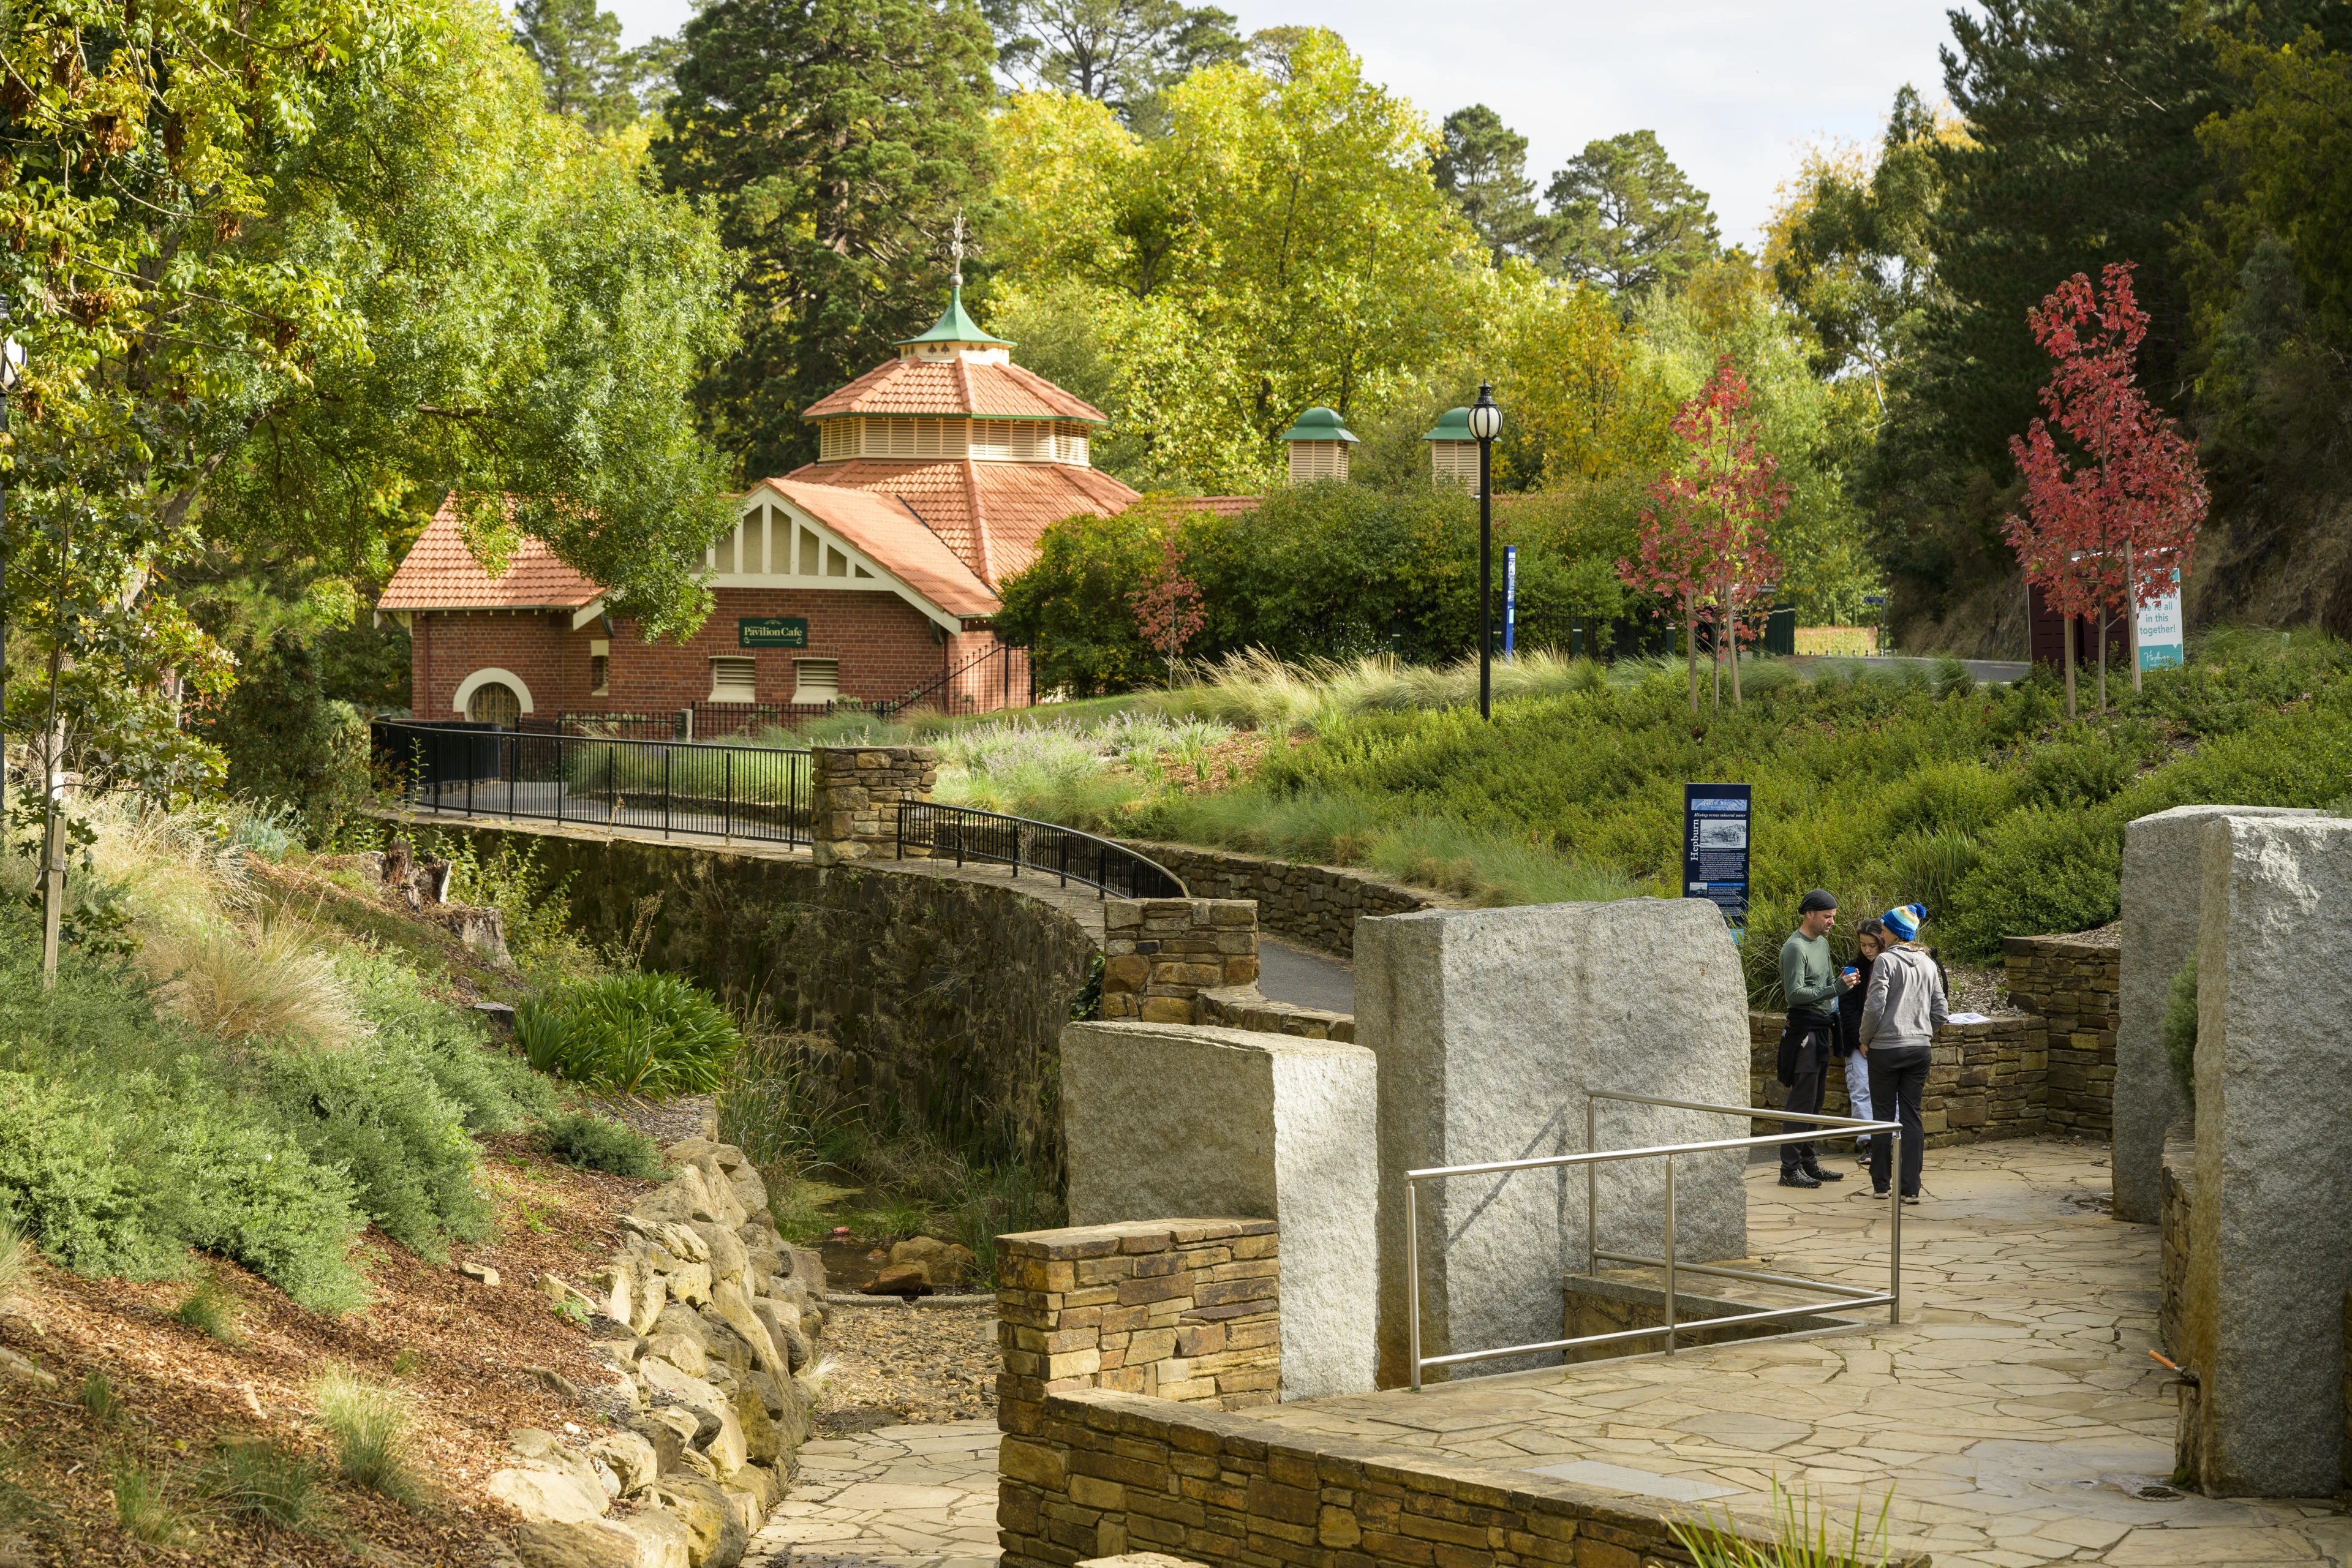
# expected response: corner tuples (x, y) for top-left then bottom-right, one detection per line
(1683, 783), (1753, 937)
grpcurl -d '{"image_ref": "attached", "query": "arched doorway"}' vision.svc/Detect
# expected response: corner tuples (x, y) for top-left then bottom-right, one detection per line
(466, 681), (522, 728)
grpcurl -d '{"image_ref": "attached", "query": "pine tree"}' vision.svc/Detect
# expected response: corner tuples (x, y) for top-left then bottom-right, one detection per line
(1542, 130), (1720, 294)
(513, 0), (668, 132)
(1433, 105), (1543, 265)
(657, 0), (997, 481)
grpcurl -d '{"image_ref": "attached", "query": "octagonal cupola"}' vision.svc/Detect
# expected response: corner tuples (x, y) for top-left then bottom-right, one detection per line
(1422, 407), (1478, 490)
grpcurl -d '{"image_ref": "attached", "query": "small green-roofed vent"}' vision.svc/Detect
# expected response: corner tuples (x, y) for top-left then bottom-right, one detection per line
(1422, 407), (1474, 442)
(1278, 406), (1359, 444)
(899, 285), (1012, 347)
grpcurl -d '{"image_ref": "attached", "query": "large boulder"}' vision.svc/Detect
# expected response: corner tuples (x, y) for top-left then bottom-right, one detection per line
(486, 1466), (606, 1526)
(645, 1332), (708, 1378)
(586, 1431), (661, 1498)
(513, 1519), (642, 1568)
(733, 1382), (781, 1466)
(706, 1280), (783, 1375)
(690, 1222), (749, 1283)
(641, 1476), (726, 1567)
(616, 1508), (695, 1568)
(638, 1357), (730, 1438)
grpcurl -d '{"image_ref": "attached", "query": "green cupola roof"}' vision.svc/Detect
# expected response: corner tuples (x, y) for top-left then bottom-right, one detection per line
(899, 285), (1012, 347)
(1278, 406), (1359, 444)
(1421, 407), (1475, 442)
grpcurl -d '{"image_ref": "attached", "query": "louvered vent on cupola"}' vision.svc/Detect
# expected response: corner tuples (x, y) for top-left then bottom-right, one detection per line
(1280, 406), (1359, 484)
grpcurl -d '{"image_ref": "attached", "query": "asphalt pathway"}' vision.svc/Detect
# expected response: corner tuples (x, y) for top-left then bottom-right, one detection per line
(1254, 935), (1355, 1014)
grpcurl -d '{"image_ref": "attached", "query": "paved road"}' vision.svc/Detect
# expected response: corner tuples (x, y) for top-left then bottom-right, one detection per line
(1791, 655), (2032, 684)
(1254, 936), (1355, 1014)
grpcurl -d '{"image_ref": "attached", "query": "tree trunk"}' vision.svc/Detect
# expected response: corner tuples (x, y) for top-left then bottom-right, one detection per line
(1728, 587), (1744, 707)
(1685, 594), (1698, 714)
(2064, 616), (2077, 720)
(2126, 543), (2142, 693)
(2097, 610), (2109, 713)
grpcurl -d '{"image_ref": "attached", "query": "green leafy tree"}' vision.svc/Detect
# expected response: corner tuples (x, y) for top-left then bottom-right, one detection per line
(1434, 105), (1544, 264)
(990, 31), (1481, 489)
(1542, 130), (1721, 294)
(659, 0), (997, 481)
(513, 0), (672, 132)
(1766, 87), (1952, 413)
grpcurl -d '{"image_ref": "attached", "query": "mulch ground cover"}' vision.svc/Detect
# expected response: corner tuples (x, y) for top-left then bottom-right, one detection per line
(0, 1137), (657, 1566)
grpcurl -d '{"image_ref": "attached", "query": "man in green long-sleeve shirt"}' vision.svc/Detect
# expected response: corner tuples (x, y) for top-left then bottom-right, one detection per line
(1775, 889), (1855, 1188)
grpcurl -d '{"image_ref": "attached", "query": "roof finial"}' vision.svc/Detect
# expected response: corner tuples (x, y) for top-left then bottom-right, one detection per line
(951, 210), (965, 289)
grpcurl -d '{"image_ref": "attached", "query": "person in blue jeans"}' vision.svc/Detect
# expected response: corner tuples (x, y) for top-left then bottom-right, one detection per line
(1835, 919), (1886, 1166)
(1858, 902), (1946, 1204)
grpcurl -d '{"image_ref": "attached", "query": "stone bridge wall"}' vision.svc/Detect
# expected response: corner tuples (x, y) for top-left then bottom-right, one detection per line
(1747, 1010), (2052, 1146)
(2000, 933), (2119, 1139)
(400, 818), (1096, 1184)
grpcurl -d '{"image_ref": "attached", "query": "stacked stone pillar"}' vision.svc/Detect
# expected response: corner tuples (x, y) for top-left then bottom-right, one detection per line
(809, 745), (938, 867)
(1099, 899), (1259, 1023)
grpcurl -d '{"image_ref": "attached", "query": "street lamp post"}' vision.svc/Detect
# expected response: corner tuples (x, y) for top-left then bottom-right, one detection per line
(1468, 384), (1502, 719)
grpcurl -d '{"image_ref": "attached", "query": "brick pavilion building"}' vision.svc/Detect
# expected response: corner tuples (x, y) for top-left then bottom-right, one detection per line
(377, 285), (1142, 726)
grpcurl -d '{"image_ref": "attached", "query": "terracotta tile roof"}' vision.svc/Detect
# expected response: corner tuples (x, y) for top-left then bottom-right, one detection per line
(776, 459), (1141, 586)
(1182, 496), (1264, 517)
(375, 499), (602, 612)
(756, 479), (1000, 619)
(800, 358), (1109, 423)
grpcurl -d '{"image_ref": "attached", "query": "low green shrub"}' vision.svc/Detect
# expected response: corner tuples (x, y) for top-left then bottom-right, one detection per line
(541, 1111), (666, 1178)
(341, 956), (562, 1132)
(1941, 807), (2125, 960)
(2163, 957), (2199, 1101)
(516, 971), (741, 1096)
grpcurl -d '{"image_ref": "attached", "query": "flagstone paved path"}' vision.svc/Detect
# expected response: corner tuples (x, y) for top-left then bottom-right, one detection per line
(739, 1140), (2352, 1568)
(1251, 1140), (2352, 1567)
(744, 1420), (1001, 1568)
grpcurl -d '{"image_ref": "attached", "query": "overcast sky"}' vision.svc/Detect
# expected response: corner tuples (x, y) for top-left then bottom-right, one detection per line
(600, 0), (1971, 248)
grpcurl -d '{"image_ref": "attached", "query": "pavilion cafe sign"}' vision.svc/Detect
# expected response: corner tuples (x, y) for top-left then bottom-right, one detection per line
(738, 617), (810, 648)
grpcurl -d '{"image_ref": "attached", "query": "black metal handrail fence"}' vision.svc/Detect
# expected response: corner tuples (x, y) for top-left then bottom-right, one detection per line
(372, 720), (813, 845)
(895, 801), (1186, 899)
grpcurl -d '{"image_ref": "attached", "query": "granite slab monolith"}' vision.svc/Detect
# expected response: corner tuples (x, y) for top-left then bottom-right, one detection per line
(1357, 899), (1752, 1388)
(2182, 813), (2352, 1496)
(1060, 1020), (1378, 1400)
(2116, 804), (2314, 1223)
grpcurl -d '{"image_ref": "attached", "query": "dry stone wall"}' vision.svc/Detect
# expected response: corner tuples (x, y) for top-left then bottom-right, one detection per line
(996, 1387), (1924, 1568)
(1114, 840), (1452, 956)
(1747, 1010), (2048, 1145)
(2002, 933), (2119, 1137)
(996, 1219), (1281, 1437)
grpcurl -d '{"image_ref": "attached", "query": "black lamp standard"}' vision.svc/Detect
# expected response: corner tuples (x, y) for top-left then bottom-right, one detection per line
(1468, 383), (1503, 719)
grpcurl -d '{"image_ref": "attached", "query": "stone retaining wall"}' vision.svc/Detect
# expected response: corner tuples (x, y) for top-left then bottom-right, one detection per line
(1115, 840), (1450, 957)
(1101, 900), (1261, 1024)
(1747, 1011), (2048, 1145)
(404, 818), (1096, 1183)
(2002, 933), (2119, 1137)
(997, 1387), (1921, 1568)
(997, 1219), (1281, 1438)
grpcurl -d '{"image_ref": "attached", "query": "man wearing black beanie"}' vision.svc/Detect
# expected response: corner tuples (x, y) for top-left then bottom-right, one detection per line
(1775, 889), (1855, 1188)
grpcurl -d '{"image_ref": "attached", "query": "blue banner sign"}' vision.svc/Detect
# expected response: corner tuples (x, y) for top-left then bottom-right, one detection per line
(1683, 783), (1754, 939)
(1503, 545), (1517, 660)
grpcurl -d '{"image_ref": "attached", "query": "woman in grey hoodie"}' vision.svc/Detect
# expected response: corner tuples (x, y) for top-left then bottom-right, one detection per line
(1858, 902), (1947, 1202)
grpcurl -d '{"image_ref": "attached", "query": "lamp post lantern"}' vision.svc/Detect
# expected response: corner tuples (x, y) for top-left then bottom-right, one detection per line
(1468, 383), (1502, 719)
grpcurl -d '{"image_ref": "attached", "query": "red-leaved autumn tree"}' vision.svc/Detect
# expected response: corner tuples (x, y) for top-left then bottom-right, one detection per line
(1129, 523), (1207, 689)
(1618, 356), (1789, 712)
(2005, 262), (2207, 717)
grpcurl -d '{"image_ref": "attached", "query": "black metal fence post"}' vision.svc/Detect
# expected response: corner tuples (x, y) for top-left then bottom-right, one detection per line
(663, 747), (672, 837)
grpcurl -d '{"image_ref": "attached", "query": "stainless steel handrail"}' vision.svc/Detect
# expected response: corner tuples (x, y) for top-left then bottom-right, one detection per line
(1404, 1090), (1902, 1390)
